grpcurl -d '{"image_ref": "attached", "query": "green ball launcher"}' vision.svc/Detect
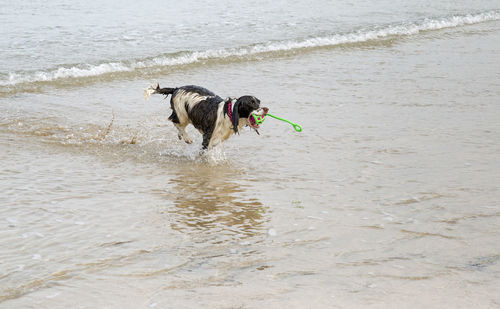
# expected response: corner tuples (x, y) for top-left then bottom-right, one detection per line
(250, 113), (303, 132)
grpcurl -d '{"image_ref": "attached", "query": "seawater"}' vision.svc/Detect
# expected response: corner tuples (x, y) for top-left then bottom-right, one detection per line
(1, 0), (500, 308)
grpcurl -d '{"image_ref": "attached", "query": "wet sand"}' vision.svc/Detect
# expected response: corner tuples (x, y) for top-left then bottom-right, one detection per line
(1, 11), (500, 309)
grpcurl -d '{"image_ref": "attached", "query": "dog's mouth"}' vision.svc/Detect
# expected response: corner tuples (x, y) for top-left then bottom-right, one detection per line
(248, 107), (269, 129)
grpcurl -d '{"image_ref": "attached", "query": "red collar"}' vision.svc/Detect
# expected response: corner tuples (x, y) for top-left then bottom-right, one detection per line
(227, 101), (233, 122)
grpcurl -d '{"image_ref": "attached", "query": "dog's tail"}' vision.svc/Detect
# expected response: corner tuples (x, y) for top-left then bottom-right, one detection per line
(144, 82), (176, 100)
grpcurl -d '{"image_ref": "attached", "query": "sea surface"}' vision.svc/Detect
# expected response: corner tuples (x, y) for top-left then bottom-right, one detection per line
(1, 0), (500, 308)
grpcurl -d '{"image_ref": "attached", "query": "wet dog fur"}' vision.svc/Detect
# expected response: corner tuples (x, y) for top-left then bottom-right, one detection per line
(146, 84), (268, 150)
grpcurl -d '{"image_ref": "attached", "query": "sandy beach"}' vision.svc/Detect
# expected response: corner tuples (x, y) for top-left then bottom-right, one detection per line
(1, 1), (500, 308)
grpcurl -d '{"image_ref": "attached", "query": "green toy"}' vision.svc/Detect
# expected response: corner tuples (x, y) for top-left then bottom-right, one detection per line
(250, 113), (303, 132)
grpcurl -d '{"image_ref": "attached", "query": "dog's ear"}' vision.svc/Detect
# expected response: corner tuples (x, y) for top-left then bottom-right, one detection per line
(231, 99), (240, 134)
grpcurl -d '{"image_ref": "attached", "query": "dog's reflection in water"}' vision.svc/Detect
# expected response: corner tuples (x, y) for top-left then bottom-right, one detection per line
(155, 165), (267, 240)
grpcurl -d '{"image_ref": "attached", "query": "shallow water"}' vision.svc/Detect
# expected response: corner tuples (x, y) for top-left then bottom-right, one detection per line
(1, 1), (500, 308)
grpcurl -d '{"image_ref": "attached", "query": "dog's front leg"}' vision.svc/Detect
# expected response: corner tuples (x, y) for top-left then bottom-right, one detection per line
(202, 132), (212, 150)
(207, 136), (223, 150)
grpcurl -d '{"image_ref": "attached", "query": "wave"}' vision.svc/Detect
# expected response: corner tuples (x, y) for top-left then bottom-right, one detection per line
(2, 10), (499, 93)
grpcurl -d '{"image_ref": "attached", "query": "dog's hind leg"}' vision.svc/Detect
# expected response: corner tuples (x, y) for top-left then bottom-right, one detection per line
(174, 123), (193, 144)
(168, 110), (192, 144)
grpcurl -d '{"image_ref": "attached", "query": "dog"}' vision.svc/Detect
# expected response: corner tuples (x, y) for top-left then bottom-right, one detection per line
(145, 83), (268, 150)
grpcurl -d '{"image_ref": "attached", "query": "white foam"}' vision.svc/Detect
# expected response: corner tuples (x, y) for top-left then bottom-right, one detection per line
(46, 292), (61, 299)
(4, 62), (132, 87)
(257, 10), (500, 51)
(2, 11), (498, 87)
(6, 217), (17, 224)
(268, 228), (277, 236)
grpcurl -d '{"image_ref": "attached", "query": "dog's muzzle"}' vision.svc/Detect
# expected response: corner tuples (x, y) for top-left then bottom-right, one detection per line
(249, 107), (269, 129)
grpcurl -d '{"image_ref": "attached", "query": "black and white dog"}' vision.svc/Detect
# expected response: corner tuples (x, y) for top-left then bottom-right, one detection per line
(145, 83), (268, 149)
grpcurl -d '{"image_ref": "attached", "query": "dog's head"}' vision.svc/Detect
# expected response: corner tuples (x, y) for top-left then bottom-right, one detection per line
(232, 96), (268, 133)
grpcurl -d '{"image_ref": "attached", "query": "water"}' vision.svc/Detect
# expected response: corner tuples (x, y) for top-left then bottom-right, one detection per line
(1, 0), (500, 308)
